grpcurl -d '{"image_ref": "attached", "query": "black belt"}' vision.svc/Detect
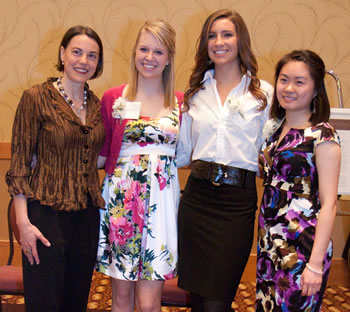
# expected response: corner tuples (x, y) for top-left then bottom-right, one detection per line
(191, 160), (256, 189)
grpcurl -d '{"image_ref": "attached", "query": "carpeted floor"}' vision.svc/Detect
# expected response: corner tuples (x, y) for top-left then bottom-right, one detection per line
(2, 271), (350, 311)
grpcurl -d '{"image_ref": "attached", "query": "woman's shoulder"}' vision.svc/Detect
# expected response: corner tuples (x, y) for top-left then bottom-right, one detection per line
(175, 90), (184, 103)
(86, 89), (102, 110)
(102, 83), (127, 99)
(100, 84), (127, 110)
(18, 80), (52, 107)
(24, 79), (50, 94)
(310, 122), (340, 144)
(313, 122), (336, 132)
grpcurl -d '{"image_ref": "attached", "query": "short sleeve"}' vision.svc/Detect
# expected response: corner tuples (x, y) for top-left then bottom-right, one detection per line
(314, 122), (340, 147)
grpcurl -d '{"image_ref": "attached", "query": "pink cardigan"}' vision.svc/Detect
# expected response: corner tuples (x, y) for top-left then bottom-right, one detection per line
(99, 84), (184, 174)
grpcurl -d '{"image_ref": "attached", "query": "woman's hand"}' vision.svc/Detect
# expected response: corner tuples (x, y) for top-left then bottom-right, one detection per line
(97, 155), (106, 169)
(18, 221), (50, 265)
(13, 194), (51, 265)
(300, 265), (322, 296)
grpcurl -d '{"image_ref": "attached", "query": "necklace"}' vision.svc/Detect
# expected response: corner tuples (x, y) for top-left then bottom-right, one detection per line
(57, 77), (87, 116)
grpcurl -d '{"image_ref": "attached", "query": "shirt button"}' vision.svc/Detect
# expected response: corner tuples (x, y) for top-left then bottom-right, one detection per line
(83, 159), (89, 164)
(83, 173), (89, 178)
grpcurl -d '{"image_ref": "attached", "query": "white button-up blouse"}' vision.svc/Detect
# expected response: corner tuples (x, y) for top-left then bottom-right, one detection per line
(176, 69), (273, 172)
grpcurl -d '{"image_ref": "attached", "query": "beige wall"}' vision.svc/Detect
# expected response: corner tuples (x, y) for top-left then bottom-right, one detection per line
(0, 0), (350, 257)
(1, 0), (350, 143)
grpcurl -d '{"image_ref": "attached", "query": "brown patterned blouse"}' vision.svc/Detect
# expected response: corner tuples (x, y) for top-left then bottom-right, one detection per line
(6, 77), (105, 211)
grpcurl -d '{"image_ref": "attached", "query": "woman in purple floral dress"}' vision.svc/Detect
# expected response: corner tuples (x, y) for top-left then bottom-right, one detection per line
(257, 50), (341, 311)
(96, 20), (183, 312)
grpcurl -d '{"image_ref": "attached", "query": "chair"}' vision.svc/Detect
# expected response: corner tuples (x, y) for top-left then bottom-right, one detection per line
(0, 198), (24, 311)
(161, 277), (191, 307)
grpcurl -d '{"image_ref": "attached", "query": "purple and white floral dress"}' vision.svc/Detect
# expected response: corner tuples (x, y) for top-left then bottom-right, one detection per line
(256, 122), (340, 311)
(96, 106), (180, 281)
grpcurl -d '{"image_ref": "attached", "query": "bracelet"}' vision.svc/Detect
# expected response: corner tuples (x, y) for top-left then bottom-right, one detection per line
(306, 263), (323, 275)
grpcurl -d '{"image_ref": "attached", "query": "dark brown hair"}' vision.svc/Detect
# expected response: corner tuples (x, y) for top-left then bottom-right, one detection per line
(56, 25), (103, 79)
(183, 9), (267, 111)
(271, 49), (330, 124)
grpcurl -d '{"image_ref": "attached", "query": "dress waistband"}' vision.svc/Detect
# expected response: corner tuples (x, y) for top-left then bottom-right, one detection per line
(119, 144), (176, 158)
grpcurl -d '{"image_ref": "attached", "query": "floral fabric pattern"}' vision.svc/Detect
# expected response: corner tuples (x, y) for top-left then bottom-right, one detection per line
(96, 104), (180, 281)
(256, 122), (340, 311)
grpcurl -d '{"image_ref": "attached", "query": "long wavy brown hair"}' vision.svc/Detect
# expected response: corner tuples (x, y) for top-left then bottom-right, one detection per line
(183, 9), (267, 111)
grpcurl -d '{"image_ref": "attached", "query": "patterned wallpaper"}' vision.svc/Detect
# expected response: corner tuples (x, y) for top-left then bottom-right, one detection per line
(1, 0), (350, 142)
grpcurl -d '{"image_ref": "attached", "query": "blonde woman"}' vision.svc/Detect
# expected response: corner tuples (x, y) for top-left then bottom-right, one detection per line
(96, 20), (183, 312)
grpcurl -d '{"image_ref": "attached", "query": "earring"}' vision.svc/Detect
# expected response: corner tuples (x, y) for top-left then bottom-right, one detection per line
(61, 60), (64, 66)
(166, 62), (169, 66)
(207, 59), (212, 65)
(312, 97), (317, 114)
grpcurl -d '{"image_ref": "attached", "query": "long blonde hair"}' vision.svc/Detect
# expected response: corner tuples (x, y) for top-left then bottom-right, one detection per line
(126, 19), (176, 108)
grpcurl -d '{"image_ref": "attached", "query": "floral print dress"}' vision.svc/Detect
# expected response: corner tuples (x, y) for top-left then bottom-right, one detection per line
(96, 106), (180, 281)
(256, 122), (340, 311)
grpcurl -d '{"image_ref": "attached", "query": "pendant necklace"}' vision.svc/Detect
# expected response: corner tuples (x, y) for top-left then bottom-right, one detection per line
(57, 77), (87, 116)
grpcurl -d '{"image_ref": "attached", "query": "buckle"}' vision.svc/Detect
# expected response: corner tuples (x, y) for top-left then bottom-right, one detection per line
(210, 163), (228, 186)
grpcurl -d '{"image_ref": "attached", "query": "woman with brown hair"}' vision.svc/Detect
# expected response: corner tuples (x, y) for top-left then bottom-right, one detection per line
(96, 19), (183, 312)
(6, 25), (104, 312)
(176, 9), (273, 311)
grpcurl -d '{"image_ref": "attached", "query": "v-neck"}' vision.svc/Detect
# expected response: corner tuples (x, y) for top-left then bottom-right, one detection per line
(274, 120), (313, 151)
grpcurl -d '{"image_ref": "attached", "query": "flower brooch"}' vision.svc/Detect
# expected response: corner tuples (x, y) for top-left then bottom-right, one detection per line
(112, 97), (126, 123)
(112, 97), (141, 123)
(228, 98), (245, 119)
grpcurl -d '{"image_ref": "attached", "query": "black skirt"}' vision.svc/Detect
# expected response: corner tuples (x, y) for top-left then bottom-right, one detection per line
(178, 174), (257, 301)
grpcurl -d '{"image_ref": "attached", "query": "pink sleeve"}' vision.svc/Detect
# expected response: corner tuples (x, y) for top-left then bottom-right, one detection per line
(99, 92), (113, 157)
(175, 91), (184, 125)
(99, 84), (128, 174)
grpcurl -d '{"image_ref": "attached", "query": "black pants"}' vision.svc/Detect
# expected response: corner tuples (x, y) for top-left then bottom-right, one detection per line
(22, 196), (100, 312)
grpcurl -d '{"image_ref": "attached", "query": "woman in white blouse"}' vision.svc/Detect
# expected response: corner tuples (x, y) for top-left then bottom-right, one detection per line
(176, 9), (273, 312)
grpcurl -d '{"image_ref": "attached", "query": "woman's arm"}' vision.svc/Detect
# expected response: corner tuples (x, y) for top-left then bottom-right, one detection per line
(300, 140), (341, 296)
(176, 112), (193, 168)
(7, 88), (51, 265)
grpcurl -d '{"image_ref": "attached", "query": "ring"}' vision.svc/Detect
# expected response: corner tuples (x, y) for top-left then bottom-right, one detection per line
(24, 249), (32, 255)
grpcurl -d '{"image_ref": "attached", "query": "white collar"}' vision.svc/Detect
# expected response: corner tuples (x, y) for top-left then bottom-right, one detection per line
(201, 69), (251, 86)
